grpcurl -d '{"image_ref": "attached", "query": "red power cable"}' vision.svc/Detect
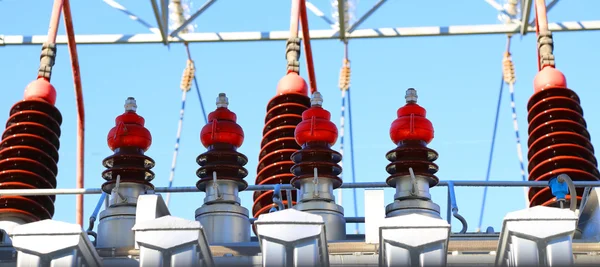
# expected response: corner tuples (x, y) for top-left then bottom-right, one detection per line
(46, 0), (64, 45)
(62, 0), (86, 227)
(289, 0), (300, 38)
(299, 0), (317, 94)
(534, 0), (549, 71)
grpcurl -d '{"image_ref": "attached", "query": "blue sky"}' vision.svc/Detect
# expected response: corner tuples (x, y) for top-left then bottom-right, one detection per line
(1, 0), (599, 234)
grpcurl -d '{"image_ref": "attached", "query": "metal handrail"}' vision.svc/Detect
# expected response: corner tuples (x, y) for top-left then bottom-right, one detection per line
(0, 180), (598, 196)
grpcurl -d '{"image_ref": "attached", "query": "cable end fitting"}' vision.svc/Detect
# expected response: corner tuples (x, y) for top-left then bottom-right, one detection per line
(549, 176), (569, 202)
(37, 42), (57, 81)
(286, 38), (301, 73)
(537, 31), (555, 68)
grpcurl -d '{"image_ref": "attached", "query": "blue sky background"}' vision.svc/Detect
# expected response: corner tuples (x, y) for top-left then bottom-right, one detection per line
(1, 0), (599, 234)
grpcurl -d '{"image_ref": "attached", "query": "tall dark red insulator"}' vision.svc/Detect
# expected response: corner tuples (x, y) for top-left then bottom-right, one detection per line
(101, 98), (155, 193)
(527, 67), (599, 207)
(0, 78), (62, 222)
(386, 89), (439, 188)
(252, 73), (310, 218)
(196, 94), (248, 191)
(291, 93), (342, 188)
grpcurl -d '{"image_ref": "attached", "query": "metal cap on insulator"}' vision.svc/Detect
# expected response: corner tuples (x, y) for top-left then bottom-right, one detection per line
(276, 72), (309, 96)
(533, 66), (567, 93)
(295, 92), (337, 146)
(390, 88), (434, 145)
(107, 97), (152, 152)
(23, 78), (57, 105)
(200, 93), (244, 148)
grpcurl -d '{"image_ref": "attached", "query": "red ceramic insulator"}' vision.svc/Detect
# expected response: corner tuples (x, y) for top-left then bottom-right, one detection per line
(291, 93), (342, 188)
(0, 80), (62, 222)
(196, 94), (248, 191)
(101, 98), (155, 193)
(386, 89), (439, 188)
(252, 73), (310, 218)
(527, 67), (599, 207)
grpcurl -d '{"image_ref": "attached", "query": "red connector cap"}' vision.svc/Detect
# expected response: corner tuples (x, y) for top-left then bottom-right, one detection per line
(390, 88), (434, 145)
(107, 97), (152, 151)
(276, 72), (309, 96)
(295, 92), (338, 146)
(534, 66), (567, 93)
(200, 93), (244, 148)
(23, 78), (57, 105)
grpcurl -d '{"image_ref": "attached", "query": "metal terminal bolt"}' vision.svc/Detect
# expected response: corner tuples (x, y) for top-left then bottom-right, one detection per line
(405, 88), (418, 103)
(216, 93), (229, 108)
(311, 92), (324, 107)
(124, 97), (137, 112)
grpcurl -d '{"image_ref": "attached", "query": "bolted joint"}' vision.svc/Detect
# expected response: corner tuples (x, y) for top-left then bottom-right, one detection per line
(124, 97), (138, 112)
(216, 93), (228, 108)
(405, 88), (418, 103)
(285, 38), (301, 73)
(537, 32), (556, 68)
(310, 92), (324, 107)
(37, 42), (57, 80)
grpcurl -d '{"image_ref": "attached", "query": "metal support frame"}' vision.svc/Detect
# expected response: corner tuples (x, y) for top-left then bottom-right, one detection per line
(520, 0), (533, 35)
(495, 206), (578, 266)
(170, 0), (217, 37)
(10, 220), (103, 267)
(133, 215), (215, 267)
(255, 209), (329, 267)
(2, 20), (599, 46)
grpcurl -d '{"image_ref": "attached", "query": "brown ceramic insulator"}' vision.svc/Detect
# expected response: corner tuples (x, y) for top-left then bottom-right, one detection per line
(196, 143), (249, 191)
(0, 100), (62, 221)
(526, 86), (600, 207)
(252, 93), (310, 218)
(101, 147), (155, 193)
(290, 141), (342, 188)
(385, 140), (439, 188)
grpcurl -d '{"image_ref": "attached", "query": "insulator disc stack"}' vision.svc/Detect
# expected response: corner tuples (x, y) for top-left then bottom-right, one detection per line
(385, 141), (439, 188)
(101, 98), (155, 193)
(253, 73), (310, 218)
(0, 79), (62, 221)
(527, 69), (600, 207)
(290, 92), (342, 188)
(386, 89), (439, 189)
(291, 142), (342, 187)
(197, 94), (248, 191)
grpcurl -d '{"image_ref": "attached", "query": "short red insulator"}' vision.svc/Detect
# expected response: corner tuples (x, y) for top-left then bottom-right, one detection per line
(526, 83), (599, 208)
(200, 107), (244, 148)
(533, 66), (567, 93)
(101, 98), (155, 193)
(295, 106), (338, 146)
(386, 89), (439, 188)
(390, 103), (434, 145)
(23, 78), (57, 105)
(0, 94), (62, 221)
(197, 95), (248, 191)
(107, 111), (152, 152)
(276, 72), (309, 95)
(253, 86), (310, 218)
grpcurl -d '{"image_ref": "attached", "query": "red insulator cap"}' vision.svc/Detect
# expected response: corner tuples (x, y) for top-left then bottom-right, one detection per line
(534, 66), (567, 93)
(200, 93), (244, 148)
(276, 72), (309, 95)
(295, 92), (338, 146)
(107, 97), (152, 151)
(390, 88), (434, 145)
(23, 78), (57, 105)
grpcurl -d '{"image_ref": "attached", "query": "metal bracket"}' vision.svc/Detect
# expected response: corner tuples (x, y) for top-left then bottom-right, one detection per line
(379, 213), (450, 267)
(133, 215), (215, 267)
(255, 209), (329, 267)
(495, 206), (578, 267)
(10, 220), (103, 267)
